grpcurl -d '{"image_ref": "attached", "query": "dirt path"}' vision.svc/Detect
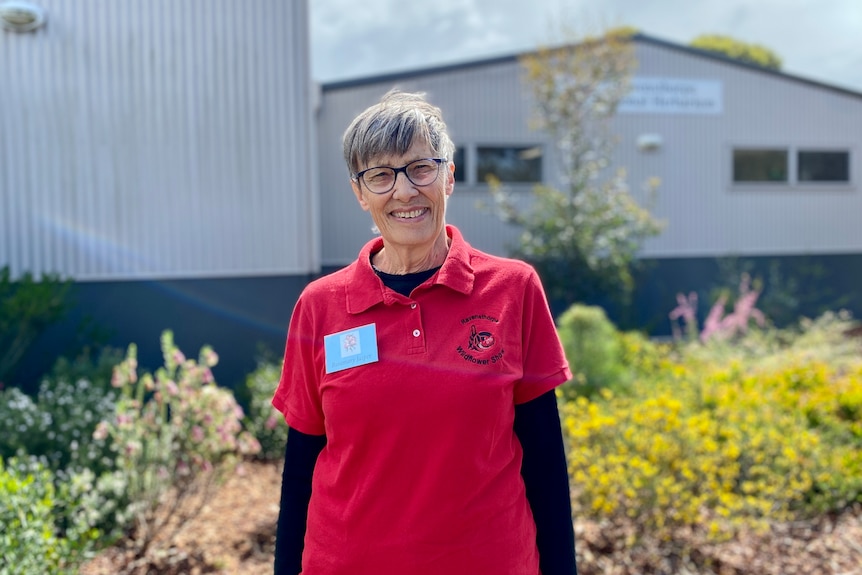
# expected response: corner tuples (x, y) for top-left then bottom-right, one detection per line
(80, 461), (282, 575)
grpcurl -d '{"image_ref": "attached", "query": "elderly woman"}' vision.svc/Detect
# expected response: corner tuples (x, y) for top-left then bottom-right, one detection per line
(273, 90), (577, 575)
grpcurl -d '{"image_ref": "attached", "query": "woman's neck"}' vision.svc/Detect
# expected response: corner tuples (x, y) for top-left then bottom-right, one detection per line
(372, 234), (450, 275)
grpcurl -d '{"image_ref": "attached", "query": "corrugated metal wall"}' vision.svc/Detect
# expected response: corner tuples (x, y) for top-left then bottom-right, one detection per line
(0, 0), (317, 280)
(317, 39), (862, 264)
(614, 41), (862, 258)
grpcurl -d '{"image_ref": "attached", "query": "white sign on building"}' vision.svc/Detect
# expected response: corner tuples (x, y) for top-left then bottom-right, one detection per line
(619, 77), (724, 115)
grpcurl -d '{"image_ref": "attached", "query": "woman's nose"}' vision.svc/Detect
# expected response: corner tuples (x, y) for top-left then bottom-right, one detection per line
(391, 171), (419, 200)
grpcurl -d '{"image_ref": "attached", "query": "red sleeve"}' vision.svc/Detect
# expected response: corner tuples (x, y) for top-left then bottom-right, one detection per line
(513, 269), (572, 405)
(272, 294), (326, 436)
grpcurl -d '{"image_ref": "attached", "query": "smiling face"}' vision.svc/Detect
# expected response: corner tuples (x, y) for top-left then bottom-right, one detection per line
(351, 142), (455, 256)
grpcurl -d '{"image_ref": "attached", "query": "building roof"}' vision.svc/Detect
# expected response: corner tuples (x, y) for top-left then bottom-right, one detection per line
(321, 32), (862, 101)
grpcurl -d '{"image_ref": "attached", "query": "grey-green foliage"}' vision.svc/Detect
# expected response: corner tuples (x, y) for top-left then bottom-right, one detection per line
(0, 350), (131, 545)
(242, 360), (289, 460)
(556, 304), (629, 399)
(0, 371), (117, 475)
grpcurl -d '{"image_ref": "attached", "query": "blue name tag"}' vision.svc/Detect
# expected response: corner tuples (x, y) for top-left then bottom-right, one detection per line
(324, 323), (379, 374)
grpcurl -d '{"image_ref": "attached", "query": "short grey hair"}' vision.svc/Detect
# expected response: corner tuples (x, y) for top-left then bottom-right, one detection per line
(342, 89), (456, 177)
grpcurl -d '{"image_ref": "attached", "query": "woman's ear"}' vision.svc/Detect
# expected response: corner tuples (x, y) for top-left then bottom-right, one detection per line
(351, 180), (370, 211)
(445, 162), (455, 197)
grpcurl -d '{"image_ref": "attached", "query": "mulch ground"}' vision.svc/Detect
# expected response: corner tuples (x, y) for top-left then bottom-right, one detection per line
(80, 461), (862, 575)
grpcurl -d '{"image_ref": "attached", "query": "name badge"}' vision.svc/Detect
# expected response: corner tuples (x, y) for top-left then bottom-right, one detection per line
(324, 323), (379, 374)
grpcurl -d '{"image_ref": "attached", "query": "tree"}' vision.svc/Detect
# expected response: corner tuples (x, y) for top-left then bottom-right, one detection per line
(489, 29), (663, 312)
(690, 34), (782, 70)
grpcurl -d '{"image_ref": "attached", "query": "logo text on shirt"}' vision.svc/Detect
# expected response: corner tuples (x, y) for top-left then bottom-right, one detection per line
(456, 317), (504, 366)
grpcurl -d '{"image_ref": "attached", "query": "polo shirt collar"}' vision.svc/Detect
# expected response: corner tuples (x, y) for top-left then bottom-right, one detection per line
(345, 225), (475, 314)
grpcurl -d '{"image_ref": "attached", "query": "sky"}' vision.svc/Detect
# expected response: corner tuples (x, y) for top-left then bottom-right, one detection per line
(310, 0), (862, 93)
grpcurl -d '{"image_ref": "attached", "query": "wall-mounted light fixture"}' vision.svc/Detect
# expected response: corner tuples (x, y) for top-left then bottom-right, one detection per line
(636, 134), (663, 153)
(0, 1), (47, 33)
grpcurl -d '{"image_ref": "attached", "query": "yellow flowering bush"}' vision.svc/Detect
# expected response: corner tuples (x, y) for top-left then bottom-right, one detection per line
(561, 310), (862, 545)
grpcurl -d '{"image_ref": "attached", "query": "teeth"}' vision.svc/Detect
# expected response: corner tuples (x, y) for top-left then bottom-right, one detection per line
(393, 209), (425, 219)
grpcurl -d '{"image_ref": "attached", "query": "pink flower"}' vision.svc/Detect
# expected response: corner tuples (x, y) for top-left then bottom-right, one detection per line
(191, 425), (205, 442)
(701, 295), (728, 342)
(239, 434), (262, 455)
(202, 348), (219, 368)
(669, 291), (698, 339)
(93, 421), (109, 441)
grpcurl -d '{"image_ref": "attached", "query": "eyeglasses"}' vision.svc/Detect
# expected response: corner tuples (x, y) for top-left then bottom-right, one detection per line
(352, 158), (447, 195)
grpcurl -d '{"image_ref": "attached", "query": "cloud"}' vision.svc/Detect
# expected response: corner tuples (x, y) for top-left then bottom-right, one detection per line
(310, 0), (539, 82)
(310, 0), (862, 92)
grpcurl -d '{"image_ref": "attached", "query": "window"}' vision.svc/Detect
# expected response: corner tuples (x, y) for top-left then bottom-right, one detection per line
(476, 146), (543, 183)
(798, 150), (849, 182)
(733, 149), (788, 182)
(452, 147), (466, 182)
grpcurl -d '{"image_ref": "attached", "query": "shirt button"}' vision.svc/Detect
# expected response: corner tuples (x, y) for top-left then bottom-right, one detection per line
(412, 329), (421, 337)
(410, 303), (417, 309)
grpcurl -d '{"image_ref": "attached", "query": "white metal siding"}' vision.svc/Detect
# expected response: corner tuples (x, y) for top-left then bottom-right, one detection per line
(616, 42), (862, 258)
(0, 0), (317, 280)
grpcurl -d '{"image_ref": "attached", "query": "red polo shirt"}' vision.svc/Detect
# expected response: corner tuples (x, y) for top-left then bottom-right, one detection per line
(273, 225), (572, 575)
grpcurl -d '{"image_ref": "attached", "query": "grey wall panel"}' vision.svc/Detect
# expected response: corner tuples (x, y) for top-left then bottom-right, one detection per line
(1, 0), (316, 280)
(616, 42), (862, 258)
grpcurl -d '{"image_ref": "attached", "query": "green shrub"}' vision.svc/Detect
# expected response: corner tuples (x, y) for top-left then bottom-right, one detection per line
(0, 266), (72, 386)
(556, 304), (629, 399)
(49, 346), (124, 391)
(0, 456), (99, 575)
(242, 360), (289, 460)
(0, 369), (117, 475)
(0, 348), (134, 545)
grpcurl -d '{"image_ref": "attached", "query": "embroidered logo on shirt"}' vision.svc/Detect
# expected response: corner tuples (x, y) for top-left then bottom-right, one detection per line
(456, 316), (504, 366)
(468, 325), (495, 351)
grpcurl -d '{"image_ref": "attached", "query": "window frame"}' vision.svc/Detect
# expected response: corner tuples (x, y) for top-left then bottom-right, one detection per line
(797, 148), (851, 184)
(473, 144), (545, 186)
(729, 145), (854, 190)
(731, 147), (790, 184)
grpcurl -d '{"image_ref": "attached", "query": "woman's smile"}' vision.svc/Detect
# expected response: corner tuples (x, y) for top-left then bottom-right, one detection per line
(390, 207), (429, 220)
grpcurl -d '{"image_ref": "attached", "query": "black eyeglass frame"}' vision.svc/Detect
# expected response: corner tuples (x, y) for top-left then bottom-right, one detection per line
(351, 158), (448, 195)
